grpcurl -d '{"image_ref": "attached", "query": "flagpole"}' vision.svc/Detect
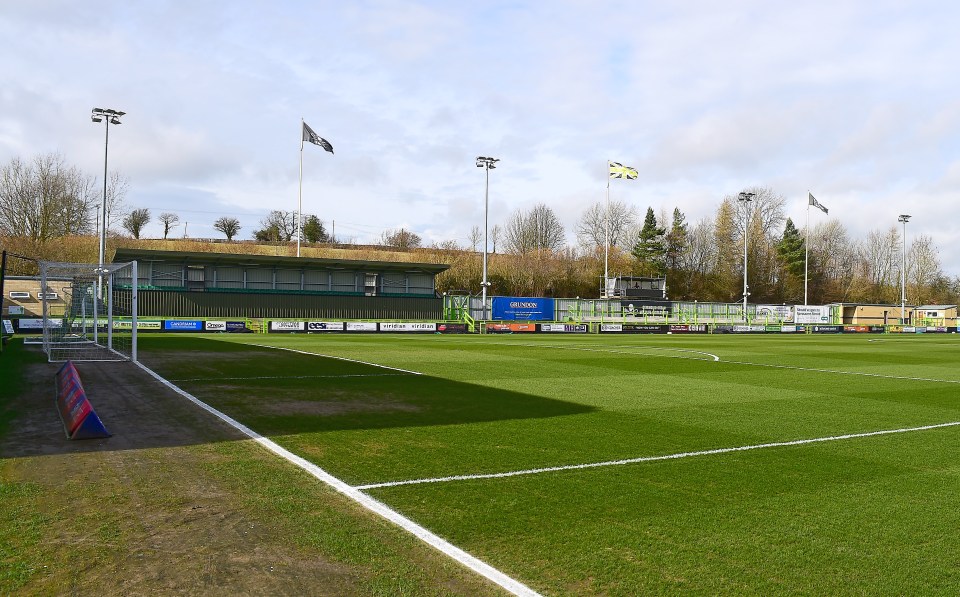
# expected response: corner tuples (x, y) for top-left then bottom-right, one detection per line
(297, 118), (304, 257)
(604, 161), (610, 299)
(804, 192), (810, 305)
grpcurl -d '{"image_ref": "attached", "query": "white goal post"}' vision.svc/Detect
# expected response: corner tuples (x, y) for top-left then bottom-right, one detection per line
(40, 260), (138, 363)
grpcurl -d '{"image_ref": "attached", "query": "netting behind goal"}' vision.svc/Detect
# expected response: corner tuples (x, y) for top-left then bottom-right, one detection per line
(40, 261), (138, 363)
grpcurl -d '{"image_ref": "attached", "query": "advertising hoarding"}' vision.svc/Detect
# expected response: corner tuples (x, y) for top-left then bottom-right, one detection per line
(269, 321), (305, 332)
(306, 321), (345, 332)
(379, 322), (437, 332)
(491, 297), (555, 321)
(795, 305), (830, 324)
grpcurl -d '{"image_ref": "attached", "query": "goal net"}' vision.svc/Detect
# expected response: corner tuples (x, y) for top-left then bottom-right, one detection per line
(40, 260), (138, 363)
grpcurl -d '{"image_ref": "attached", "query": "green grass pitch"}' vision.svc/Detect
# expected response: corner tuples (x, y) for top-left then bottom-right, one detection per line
(140, 333), (960, 595)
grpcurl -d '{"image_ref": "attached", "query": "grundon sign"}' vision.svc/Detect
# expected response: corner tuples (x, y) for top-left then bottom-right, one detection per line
(491, 297), (555, 321)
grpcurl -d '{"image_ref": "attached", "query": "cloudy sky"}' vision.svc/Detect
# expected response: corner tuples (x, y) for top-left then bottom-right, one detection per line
(3, 1), (959, 273)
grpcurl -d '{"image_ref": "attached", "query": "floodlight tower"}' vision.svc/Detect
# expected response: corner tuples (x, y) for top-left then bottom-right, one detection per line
(738, 191), (756, 320)
(898, 214), (911, 324)
(91, 107), (125, 296)
(476, 156), (499, 321)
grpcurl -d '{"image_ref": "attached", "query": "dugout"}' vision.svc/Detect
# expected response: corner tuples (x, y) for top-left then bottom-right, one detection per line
(111, 248), (449, 320)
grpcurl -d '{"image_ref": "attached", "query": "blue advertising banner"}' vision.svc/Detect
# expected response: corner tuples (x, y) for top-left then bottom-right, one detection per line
(163, 320), (203, 331)
(491, 297), (555, 321)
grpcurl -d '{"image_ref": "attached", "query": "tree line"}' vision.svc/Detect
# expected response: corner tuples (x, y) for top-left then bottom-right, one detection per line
(2, 152), (957, 305)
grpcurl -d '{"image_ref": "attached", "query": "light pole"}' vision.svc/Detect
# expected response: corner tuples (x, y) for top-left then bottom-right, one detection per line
(738, 191), (755, 320)
(898, 214), (911, 324)
(476, 156), (499, 321)
(91, 107), (124, 295)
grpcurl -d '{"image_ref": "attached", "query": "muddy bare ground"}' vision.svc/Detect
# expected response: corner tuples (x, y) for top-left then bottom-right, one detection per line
(0, 347), (501, 595)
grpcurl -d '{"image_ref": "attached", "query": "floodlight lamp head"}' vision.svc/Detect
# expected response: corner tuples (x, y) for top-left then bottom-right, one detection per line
(738, 191), (755, 202)
(91, 116), (103, 123)
(898, 214), (911, 223)
(110, 117), (121, 125)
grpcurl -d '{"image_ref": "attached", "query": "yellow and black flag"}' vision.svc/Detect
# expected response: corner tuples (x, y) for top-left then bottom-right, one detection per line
(609, 161), (638, 179)
(303, 121), (334, 154)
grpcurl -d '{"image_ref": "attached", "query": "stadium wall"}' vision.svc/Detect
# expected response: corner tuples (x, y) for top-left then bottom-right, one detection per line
(134, 288), (442, 320)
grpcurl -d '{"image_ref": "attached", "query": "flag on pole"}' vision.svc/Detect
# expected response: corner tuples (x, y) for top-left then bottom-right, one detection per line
(808, 192), (828, 214)
(609, 161), (638, 179)
(303, 122), (334, 154)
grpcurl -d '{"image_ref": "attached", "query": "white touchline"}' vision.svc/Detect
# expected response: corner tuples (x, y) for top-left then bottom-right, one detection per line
(134, 361), (540, 597)
(245, 342), (423, 375)
(169, 373), (408, 382)
(354, 420), (960, 491)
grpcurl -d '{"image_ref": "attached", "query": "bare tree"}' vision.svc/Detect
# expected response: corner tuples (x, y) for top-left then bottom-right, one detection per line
(122, 208), (151, 239)
(253, 210), (297, 242)
(102, 172), (130, 234)
(503, 203), (566, 254)
(214, 216), (242, 241)
(469, 225), (483, 252)
(159, 212), (180, 239)
(863, 227), (900, 302)
(490, 224), (502, 253)
(379, 228), (422, 249)
(575, 199), (637, 251)
(0, 153), (99, 242)
(908, 234), (942, 305)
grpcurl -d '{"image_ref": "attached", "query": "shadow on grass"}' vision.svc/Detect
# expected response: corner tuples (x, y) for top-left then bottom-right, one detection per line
(0, 336), (594, 458)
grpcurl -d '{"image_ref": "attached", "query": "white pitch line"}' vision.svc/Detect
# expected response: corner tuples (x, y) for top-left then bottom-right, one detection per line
(355, 420), (960, 491)
(169, 373), (408, 382)
(134, 360), (539, 597)
(246, 342), (423, 375)
(506, 341), (721, 362)
(722, 359), (960, 384)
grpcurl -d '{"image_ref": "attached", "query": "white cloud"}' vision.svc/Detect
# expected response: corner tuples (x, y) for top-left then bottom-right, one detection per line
(3, 0), (960, 273)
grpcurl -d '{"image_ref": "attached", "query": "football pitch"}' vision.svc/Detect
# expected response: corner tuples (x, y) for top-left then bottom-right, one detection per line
(140, 332), (960, 595)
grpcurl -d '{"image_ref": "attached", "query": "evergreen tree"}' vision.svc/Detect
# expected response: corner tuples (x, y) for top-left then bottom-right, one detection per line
(776, 218), (806, 278)
(631, 207), (667, 275)
(665, 207), (688, 271)
(302, 215), (328, 243)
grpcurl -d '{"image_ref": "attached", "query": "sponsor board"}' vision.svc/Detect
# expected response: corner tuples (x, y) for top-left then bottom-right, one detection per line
(811, 325), (842, 333)
(669, 324), (708, 333)
(113, 320), (163, 330)
(165, 320), (204, 331)
(843, 325), (886, 334)
(379, 322), (437, 332)
(16, 318), (62, 329)
(205, 320), (227, 331)
(346, 322), (378, 332)
(225, 321), (249, 332)
(621, 300), (672, 317)
(491, 297), (555, 321)
(927, 326), (950, 333)
(306, 321), (345, 332)
(269, 320), (305, 332)
(2, 320), (13, 334)
(733, 325), (767, 333)
(487, 323), (537, 333)
(540, 324), (588, 333)
(756, 304), (793, 321)
(603, 324), (669, 334)
(600, 324), (623, 332)
(795, 305), (830, 324)
(7, 305), (24, 315)
(437, 323), (468, 334)
(780, 324), (800, 333)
